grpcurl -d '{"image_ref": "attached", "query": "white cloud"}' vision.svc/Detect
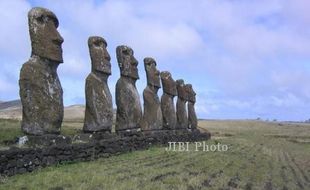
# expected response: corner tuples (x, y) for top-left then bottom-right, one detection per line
(0, 0), (30, 58)
(0, 0), (310, 121)
(0, 77), (18, 100)
(59, 55), (88, 78)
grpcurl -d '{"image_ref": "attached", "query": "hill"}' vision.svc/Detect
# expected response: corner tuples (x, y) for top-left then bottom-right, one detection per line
(0, 100), (117, 122)
(64, 104), (85, 122)
(0, 100), (22, 120)
(0, 100), (21, 110)
(0, 100), (86, 121)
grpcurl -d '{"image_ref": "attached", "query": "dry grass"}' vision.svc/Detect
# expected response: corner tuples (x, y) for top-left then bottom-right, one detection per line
(0, 119), (82, 146)
(0, 120), (309, 189)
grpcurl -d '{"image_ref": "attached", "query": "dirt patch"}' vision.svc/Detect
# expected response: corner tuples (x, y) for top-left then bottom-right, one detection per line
(227, 174), (240, 188)
(151, 171), (177, 181)
(223, 133), (234, 137)
(184, 163), (195, 168)
(117, 172), (143, 181)
(283, 152), (305, 189)
(265, 134), (310, 139)
(186, 185), (195, 190)
(189, 171), (199, 176)
(161, 161), (181, 168)
(143, 155), (175, 167)
(264, 181), (273, 190)
(245, 182), (253, 190)
(211, 132), (234, 137)
(287, 138), (310, 144)
(48, 187), (64, 190)
(201, 179), (211, 187)
(201, 170), (224, 187)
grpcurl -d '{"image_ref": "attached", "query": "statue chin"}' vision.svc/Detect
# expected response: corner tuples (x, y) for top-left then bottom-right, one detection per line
(128, 70), (139, 80)
(95, 69), (111, 76)
(47, 48), (63, 63)
(123, 72), (139, 80)
(34, 49), (63, 64)
(48, 55), (63, 63)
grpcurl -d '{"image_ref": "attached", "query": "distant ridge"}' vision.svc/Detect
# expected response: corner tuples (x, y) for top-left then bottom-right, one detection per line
(0, 100), (21, 110)
(0, 100), (86, 121)
(0, 100), (117, 121)
(64, 104), (85, 122)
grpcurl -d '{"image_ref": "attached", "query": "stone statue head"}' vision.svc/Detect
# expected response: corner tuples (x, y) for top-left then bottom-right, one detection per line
(185, 84), (196, 103)
(88, 36), (111, 75)
(176, 79), (187, 100)
(116, 45), (139, 79)
(160, 71), (177, 96)
(144, 57), (161, 88)
(28, 7), (64, 63)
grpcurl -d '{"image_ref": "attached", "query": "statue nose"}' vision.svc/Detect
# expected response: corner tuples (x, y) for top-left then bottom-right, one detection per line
(132, 57), (138, 66)
(105, 53), (111, 61)
(53, 31), (64, 45)
(53, 38), (63, 46)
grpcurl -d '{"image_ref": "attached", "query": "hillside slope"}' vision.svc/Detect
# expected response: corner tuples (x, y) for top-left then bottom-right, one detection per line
(0, 100), (86, 121)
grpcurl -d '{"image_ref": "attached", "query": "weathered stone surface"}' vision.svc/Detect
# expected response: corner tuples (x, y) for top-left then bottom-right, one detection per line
(160, 71), (177, 130)
(83, 36), (113, 133)
(20, 134), (72, 147)
(141, 58), (163, 131)
(19, 7), (64, 135)
(115, 45), (142, 132)
(0, 130), (210, 177)
(176, 79), (188, 129)
(185, 84), (197, 129)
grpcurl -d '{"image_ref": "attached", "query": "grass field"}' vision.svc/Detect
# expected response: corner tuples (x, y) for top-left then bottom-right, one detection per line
(0, 119), (309, 189)
(0, 119), (82, 147)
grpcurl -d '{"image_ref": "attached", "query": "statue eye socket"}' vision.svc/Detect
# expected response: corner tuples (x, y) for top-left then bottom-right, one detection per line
(94, 41), (102, 47)
(122, 49), (129, 55)
(122, 48), (134, 56)
(37, 16), (44, 24)
(37, 15), (50, 25)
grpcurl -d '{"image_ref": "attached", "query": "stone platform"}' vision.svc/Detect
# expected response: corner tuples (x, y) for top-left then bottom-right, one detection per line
(0, 130), (210, 177)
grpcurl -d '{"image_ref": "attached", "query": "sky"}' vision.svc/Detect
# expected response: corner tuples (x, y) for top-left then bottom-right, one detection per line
(0, 0), (310, 121)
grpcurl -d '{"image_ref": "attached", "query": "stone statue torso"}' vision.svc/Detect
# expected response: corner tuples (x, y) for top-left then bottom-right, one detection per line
(176, 97), (188, 129)
(141, 86), (163, 130)
(188, 102), (197, 129)
(83, 73), (113, 132)
(115, 77), (142, 131)
(161, 93), (176, 130)
(19, 58), (63, 135)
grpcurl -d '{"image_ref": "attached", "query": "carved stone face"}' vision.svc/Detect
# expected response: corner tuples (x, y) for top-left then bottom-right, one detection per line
(144, 57), (161, 88)
(176, 79), (187, 100)
(88, 36), (111, 75)
(116, 45), (139, 79)
(185, 84), (196, 103)
(160, 71), (177, 96)
(28, 7), (64, 63)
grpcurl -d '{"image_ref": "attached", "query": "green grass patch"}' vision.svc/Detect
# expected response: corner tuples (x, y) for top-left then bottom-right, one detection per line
(0, 119), (83, 146)
(0, 120), (309, 189)
(0, 119), (22, 145)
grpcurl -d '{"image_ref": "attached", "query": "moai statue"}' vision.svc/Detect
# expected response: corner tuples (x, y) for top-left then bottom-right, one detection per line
(160, 71), (177, 130)
(176, 79), (188, 129)
(83, 36), (113, 133)
(115, 45), (142, 132)
(19, 7), (64, 135)
(141, 57), (163, 131)
(185, 84), (198, 130)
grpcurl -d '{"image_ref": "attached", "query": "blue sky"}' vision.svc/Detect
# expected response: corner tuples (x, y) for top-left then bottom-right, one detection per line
(0, 0), (310, 121)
